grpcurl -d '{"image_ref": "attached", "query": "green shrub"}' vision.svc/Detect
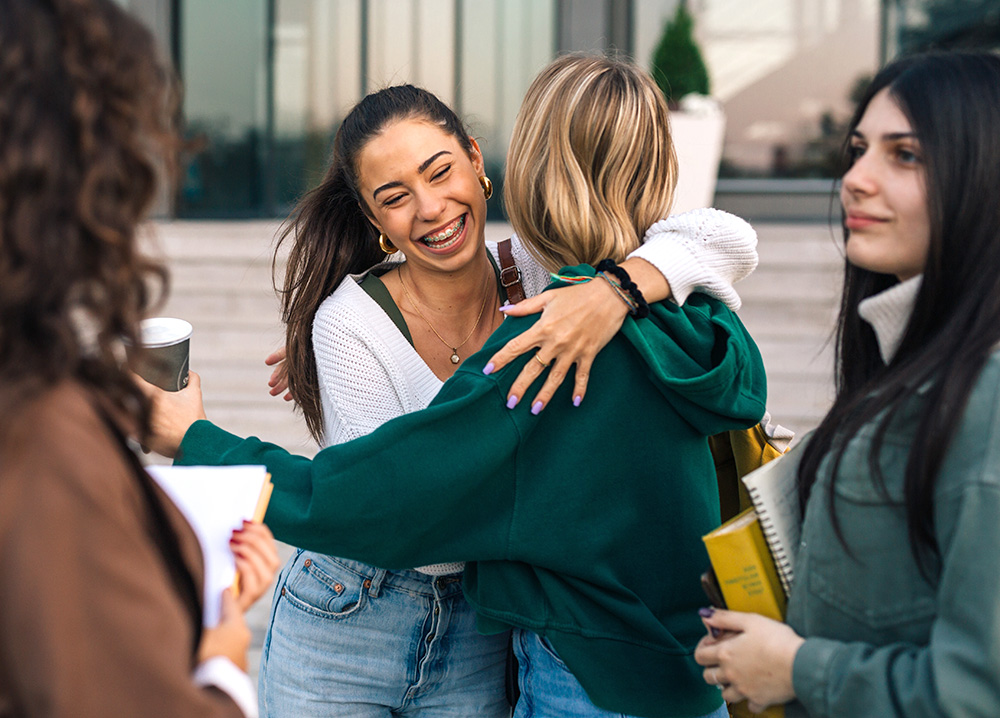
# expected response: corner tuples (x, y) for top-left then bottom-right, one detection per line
(650, 3), (710, 107)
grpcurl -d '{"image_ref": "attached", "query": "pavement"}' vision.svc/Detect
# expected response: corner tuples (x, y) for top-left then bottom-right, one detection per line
(142, 217), (845, 683)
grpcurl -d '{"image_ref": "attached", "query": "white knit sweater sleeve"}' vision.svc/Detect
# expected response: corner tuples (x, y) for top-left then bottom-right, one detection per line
(628, 207), (758, 310)
(312, 277), (442, 446)
(498, 208), (757, 309)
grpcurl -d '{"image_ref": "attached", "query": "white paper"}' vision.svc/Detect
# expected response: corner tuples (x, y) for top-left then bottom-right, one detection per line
(741, 443), (803, 597)
(147, 464), (268, 627)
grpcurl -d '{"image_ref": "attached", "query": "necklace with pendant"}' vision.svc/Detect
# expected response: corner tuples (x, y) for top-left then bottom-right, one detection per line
(399, 266), (494, 365)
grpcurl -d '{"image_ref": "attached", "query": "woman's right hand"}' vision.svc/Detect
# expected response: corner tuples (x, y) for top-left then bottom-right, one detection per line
(139, 371), (208, 458)
(265, 347), (293, 402)
(694, 608), (803, 712)
(197, 589), (252, 672)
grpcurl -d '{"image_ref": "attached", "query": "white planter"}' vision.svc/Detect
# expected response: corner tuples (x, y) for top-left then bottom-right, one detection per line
(668, 96), (726, 214)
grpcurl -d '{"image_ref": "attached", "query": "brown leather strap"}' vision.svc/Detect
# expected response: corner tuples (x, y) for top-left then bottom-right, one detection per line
(497, 238), (525, 304)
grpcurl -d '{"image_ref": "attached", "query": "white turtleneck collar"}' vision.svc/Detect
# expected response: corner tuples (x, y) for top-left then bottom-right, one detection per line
(857, 275), (923, 365)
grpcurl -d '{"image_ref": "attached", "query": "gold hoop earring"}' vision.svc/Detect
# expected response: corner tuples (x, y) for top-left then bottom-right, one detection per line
(479, 175), (493, 200)
(379, 233), (398, 255)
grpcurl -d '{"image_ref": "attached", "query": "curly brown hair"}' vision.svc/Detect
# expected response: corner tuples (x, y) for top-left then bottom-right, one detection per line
(0, 0), (179, 429)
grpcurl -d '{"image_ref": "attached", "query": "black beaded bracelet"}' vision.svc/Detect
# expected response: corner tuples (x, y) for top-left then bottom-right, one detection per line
(595, 259), (650, 318)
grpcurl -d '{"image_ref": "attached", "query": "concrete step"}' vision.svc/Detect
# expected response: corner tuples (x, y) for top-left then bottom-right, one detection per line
(147, 219), (843, 440)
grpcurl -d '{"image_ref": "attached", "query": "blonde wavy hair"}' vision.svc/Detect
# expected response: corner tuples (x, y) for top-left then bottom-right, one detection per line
(504, 54), (677, 272)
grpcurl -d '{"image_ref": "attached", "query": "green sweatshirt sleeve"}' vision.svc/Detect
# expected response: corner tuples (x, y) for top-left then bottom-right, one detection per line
(176, 372), (522, 569)
(545, 264), (765, 435)
(621, 294), (767, 434)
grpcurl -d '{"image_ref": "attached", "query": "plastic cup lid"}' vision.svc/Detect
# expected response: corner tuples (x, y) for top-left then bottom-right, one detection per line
(139, 317), (193, 347)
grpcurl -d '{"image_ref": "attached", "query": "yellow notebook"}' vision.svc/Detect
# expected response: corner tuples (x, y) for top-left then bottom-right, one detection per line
(703, 508), (786, 718)
(702, 508), (786, 621)
(702, 508), (785, 718)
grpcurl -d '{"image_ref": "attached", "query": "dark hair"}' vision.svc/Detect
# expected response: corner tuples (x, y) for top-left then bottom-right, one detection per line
(798, 51), (1000, 573)
(0, 0), (177, 429)
(274, 84), (473, 442)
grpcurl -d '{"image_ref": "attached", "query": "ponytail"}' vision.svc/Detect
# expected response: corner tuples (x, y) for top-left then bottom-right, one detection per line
(273, 160), (382, 443)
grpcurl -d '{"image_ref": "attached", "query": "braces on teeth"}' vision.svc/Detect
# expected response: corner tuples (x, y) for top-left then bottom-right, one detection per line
(424, 215), (465, 244)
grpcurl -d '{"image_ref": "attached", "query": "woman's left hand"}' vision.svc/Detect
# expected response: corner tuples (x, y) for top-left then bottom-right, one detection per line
(484, 276), (627, 411)
(694, 609), (804, 713)
(230, 520), (282, 611)
(484, 257), (669, 412)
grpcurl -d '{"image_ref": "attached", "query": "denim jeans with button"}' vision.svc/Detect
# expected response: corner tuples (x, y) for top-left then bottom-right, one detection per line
(259, 550), (510, 718)
(511, 629), (729, 718)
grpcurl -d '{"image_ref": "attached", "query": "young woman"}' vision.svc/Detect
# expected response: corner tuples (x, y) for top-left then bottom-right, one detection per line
(256, 83), (757, 715)
(148, 53), (767, 718)
(694, 51), (1000, 718)
(0, 1), (279, 716)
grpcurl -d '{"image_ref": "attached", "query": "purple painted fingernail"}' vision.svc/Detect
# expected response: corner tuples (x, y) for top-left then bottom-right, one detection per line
(573, 395), (583, 407)
(498, 303), (512, 312)
(698, 607), (715, 618)
(531, 401), (544, 415)
(483, 361), (495, 375)
(506, 395), (518, 409)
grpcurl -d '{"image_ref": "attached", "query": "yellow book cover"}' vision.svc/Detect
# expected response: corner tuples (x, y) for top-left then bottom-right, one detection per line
(730, 701), (784, 718)
(703, 508), (786, 718)
(702, 508), (786, 621)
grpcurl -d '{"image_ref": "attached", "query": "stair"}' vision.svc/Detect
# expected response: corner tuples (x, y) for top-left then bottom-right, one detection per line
(143, 219), (843, 451)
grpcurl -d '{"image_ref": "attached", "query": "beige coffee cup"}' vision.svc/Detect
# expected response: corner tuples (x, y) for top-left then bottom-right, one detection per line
(134, 317), (192, 391)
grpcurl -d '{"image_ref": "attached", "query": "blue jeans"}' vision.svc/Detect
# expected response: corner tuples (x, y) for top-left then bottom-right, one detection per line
(511, 629), (729, 718)
(259, 551), (510, 717)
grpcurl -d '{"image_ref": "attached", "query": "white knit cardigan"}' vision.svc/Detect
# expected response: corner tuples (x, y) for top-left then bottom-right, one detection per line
(311, 208), (758, 574)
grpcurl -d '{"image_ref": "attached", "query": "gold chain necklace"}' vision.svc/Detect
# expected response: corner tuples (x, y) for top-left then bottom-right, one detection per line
(399, 265), (494, 365)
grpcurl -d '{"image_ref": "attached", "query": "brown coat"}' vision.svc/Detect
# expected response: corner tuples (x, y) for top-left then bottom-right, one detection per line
(0, 382), (244, 718)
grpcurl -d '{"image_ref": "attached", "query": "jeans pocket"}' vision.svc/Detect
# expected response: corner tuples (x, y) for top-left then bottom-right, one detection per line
(534, 633), (569, 670)
(280, 552), (372, 620)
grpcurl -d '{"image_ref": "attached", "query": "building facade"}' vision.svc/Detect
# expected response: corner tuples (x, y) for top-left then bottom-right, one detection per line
(122, 0), (1000, 219)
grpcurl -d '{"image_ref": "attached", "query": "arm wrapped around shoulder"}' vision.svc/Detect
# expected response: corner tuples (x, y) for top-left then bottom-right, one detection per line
(629, 208), (758, 310)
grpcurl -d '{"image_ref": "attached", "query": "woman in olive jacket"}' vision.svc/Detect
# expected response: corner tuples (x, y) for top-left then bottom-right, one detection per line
(695, 51), (1000, 718)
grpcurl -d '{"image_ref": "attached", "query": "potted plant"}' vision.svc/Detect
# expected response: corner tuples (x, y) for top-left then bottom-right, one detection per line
(650, 2), (725, 213)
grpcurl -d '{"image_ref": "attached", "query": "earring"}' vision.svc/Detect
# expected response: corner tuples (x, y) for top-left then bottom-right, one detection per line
(379, 233), (398, 255)
(479, 175), (493, 200)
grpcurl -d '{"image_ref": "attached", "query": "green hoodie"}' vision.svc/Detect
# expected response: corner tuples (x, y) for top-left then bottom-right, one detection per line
(177, 268), (767, 717)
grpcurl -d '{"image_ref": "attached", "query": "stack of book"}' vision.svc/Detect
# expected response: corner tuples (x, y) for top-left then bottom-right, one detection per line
(701, 442), (803, 718)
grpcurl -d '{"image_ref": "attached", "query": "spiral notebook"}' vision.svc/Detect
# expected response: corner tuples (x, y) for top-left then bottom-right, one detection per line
(740, 441), (803, 597)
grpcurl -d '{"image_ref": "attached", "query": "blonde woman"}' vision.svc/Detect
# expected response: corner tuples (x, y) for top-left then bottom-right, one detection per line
(257, 80), (754, 716)
(150, 54), (766, 718)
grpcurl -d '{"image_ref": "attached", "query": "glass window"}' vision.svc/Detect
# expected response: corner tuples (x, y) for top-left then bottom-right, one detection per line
(888, 0), (1000, 57)
(639, 0), (880, 179)
(177, 0), (269, 217)
(458, 0), (556, 218)
(174, 0), (556, 218)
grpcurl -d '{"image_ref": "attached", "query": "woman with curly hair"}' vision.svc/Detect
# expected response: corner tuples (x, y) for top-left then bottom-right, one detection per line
(0, 1), (277, 716)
